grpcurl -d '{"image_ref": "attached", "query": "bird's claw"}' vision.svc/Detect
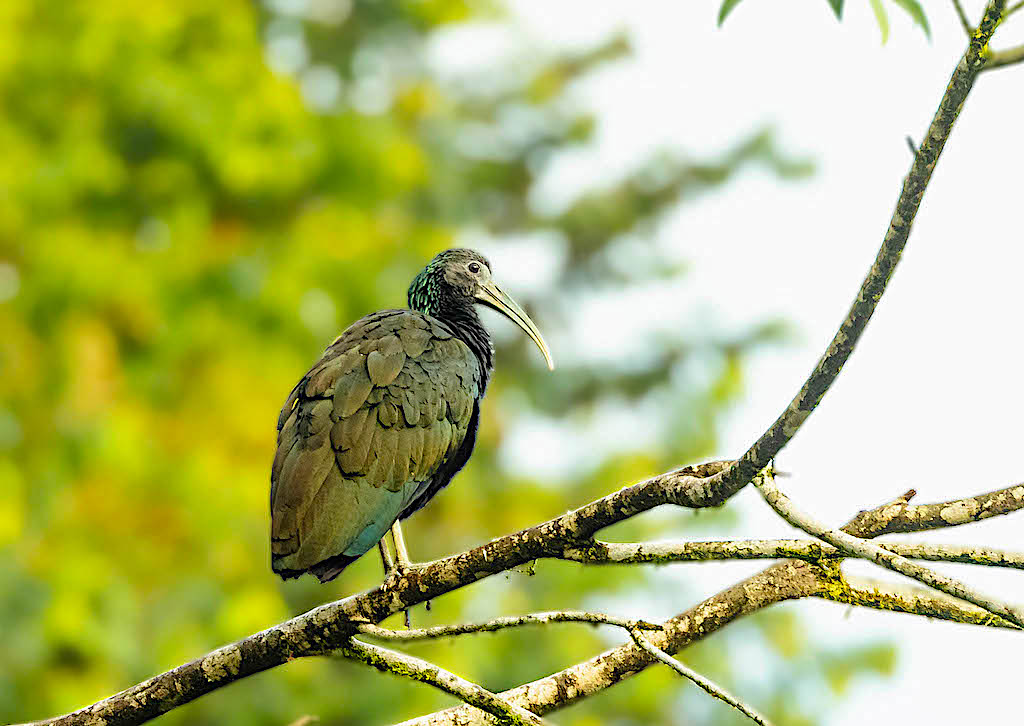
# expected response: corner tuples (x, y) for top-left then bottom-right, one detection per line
(386, 560), (423, 581)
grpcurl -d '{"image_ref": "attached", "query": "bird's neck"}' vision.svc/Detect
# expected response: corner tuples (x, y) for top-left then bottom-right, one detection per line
(410, 300), (493, 391)
(408, 269), (494, 389)
(436, 303), (494, 388)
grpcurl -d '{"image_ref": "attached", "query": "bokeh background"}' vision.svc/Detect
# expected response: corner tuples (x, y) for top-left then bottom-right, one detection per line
(2, 1), (1021, 724)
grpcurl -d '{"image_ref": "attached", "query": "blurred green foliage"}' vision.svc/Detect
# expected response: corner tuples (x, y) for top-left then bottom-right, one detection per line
(0, 1), (892, 724)
(718, 0), (931, 41)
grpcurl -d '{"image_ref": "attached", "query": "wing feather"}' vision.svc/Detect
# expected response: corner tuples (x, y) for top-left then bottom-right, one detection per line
(334, 366), (373, 418)
(270, 309), (482, 579)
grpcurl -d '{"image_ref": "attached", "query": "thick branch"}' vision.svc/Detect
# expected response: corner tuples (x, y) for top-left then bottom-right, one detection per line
(981, 0), (1024, 70)
(843, 482), (1024, 537)
(342, 639), (546, 726)
(21, 460), (726, 726)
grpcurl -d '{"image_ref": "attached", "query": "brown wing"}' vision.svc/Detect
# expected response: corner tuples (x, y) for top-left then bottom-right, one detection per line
(270, 310), (481, 580)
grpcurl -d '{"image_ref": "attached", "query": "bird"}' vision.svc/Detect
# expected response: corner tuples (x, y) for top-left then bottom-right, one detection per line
(270, 248), (554, 583)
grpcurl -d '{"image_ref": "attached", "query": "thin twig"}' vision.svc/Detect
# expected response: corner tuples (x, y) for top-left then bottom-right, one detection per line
(629, 629), (773, 726)
(564, 538), (1024, 570)
(341, 639), (546, 726)
(754, 469), (1024, 629)
(863, 542), (1024, 569)
(818, 575), (1023, 631)
(1006, 0), (1024, 17)
(357, 611), (660, 642)
(984, 43), (1024, 69)
(952, 0), (974, 35)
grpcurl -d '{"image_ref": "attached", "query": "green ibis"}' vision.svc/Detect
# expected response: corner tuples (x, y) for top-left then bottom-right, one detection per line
(271, 249), (554, 582)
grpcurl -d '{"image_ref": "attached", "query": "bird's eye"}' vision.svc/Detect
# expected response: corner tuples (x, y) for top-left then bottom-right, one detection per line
(468, 262), (481, 274)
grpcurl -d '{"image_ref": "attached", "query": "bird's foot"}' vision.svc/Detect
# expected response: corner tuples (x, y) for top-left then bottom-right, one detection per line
(380, 563), (419, 629)
(381, 555), (425, 590)
(390, 555), (417, 577)
(378, 534), (419, 581)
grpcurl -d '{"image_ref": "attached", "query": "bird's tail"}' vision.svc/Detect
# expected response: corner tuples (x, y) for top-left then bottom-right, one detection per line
(308, 553), (359, 583)
(271, 552), (357, 583)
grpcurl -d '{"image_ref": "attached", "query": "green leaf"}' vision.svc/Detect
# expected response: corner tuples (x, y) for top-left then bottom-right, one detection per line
(870, 0), (890, 43)
(718, 0), (744, 25)
(826, 0), (844, 19)
(891, 0), (931, 39)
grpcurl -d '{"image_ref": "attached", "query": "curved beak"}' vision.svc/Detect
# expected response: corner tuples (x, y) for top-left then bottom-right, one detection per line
(475, 282), (555, 371)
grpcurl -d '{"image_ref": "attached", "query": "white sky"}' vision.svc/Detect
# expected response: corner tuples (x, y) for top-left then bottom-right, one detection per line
(470, 1), (1023, 723)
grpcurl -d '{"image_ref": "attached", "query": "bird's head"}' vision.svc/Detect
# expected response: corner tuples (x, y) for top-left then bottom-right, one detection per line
(408, 248), (555, 370)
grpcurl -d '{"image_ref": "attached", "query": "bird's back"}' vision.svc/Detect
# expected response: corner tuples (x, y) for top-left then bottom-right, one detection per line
(270, 309), (482, 581)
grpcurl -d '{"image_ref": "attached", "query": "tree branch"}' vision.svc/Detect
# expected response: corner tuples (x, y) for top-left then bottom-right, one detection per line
(628, 628), (774, 726)
(356, 612), (660, 643)
(693, 0), (1007, 506)
(409, 477), (1024, 724)
(859, 542), (1024, 569)
(984, 43), (1024, 69)
(842, 482), (1024, 537)
(565, 537), (1024, 570)
(18, 460), (724, 726)
(817, 575), (1023, 631)
(952, 0), (974, 35)
(342, 639), (547, 726)
(400, 560), (823, 726)
(755, 470), (1024, 629)
(362, 613), (767, 726)
(25, 478), (1023, 726)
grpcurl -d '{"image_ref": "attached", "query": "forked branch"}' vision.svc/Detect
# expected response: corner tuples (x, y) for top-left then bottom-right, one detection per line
(755, 470), (1024, 628)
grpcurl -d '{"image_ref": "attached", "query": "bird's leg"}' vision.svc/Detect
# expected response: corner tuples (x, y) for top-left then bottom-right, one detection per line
(378, 537), (394, 575)
(391, 521), (434, 618)
(386, 521), (415, 628)
(378, 529), (411, 627)
(390, 520), (412, 573)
